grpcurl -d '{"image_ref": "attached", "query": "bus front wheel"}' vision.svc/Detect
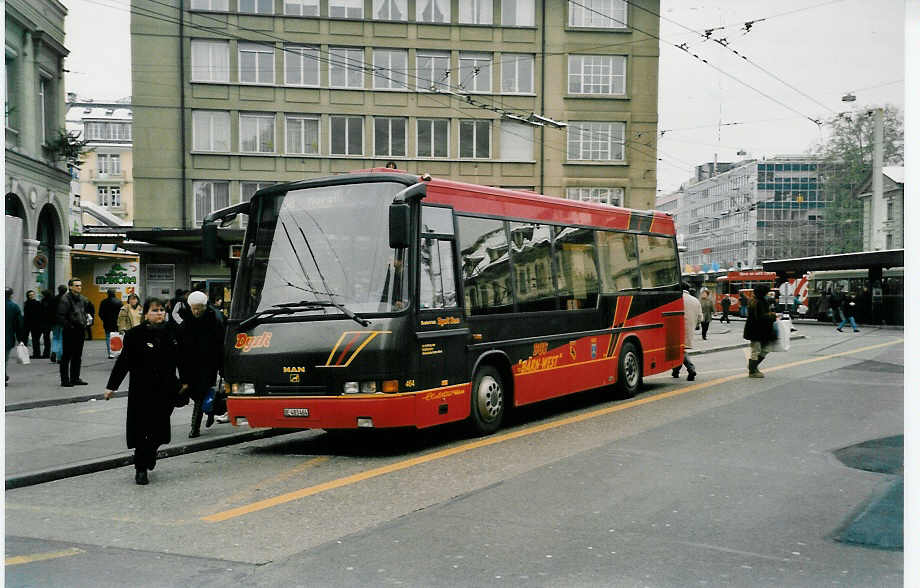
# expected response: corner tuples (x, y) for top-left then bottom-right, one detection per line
(616, 341), (642, 398)
(469, 365), (505, 435)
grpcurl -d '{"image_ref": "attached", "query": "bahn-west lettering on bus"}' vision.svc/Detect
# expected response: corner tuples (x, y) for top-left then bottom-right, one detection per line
(235, 332), (272, 352)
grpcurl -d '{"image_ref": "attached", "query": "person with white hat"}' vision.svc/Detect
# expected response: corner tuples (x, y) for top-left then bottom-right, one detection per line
(177, 290), (226, 437)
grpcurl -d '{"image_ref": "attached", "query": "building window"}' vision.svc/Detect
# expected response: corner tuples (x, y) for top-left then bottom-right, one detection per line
(417, 118), (449, 158)
(97, 186), (121, 208)
(565, 187), (624, 206)
(285, 115), (319, 154)
(190, 0), (228, 9)
(416, 51), (450, 92)
(886, 233), (893, 249)
(458, 53), (492, 93)
(501, 53), (533, 94)
(238, 0), (273, 14)
(373, 0), (407, 20)
(417, 0), (449, 23)
(330, 0), (363, 18)
(887, 199), (894, 220)
(5, 54), (16, 130)
(460, 0), (492, 24)
(499, 121), (532, 160)
(240, 113), (275, 153)
(460, 119), (490, 159)
(568, 55), (626, 95)
(329, 47), (365, 89)
(284, 45), (320, 86)
(192, 110), (231, 152)
(567, 122), (625, 161)
(284, 0), (319, 15)
(191, 39), (230, 82)
(239, 42), (274, 84)
(194, 181), (230, 225)
(502, 0), (534, 26)
(372, 49), (408, 90)
(39, 77), (52, 144)
(568, 0), (627, 28)
(374, 117), (406, 157)
(330, 115), (363, 155)
(96, 154), (122, 175)
(85, 121), (132, 141)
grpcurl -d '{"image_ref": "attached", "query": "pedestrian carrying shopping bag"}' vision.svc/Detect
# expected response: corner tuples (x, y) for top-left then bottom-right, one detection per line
(109, 332), (123, 357)
(766, 319), (792, 352)
(15, 342), (30, 365)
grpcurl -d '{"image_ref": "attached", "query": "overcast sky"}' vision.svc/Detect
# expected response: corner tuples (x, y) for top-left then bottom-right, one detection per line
(63, 0), (905, 194)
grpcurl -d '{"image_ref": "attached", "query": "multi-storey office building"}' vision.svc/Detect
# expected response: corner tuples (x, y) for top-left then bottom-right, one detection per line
(5, 0), (72, 300)
(676, 156), (836, 272)
(131, 0), (660, 239)
(66, 99), (136, 228)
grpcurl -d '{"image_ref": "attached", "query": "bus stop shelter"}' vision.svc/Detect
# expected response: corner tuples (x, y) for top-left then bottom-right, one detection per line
(763, 249), (903, 325)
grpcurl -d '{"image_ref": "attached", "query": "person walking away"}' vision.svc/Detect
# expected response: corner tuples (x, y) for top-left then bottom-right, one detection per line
(699, 289), (715, 340)
(104, 297), (185, 485)
(98, 289), (124, 358)
(738, 292), (748, 318)
(743, 284), (777, 378)
(672, 282), (701, 381)
(6, 288), (26, 383)
(720, 294), (731, 323)
(57, 278), (90, 387)
(48, 285), (67, 363)
(177, 291), (226, 437)
(117, 293), (143, 333)
(23, 290), (44, 358)
(828, 288), (843, 323)
(837, 293), (860, 333)
(38, 289), (54, 358)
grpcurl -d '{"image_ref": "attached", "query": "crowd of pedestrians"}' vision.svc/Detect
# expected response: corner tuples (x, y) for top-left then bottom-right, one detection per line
(6, 281), (229, 485)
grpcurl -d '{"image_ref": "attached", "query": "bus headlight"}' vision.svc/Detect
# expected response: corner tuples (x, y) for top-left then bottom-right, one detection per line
(344, 381), (360, 394)
(360, 381), (377, 394)
(231, 382), (256, 395)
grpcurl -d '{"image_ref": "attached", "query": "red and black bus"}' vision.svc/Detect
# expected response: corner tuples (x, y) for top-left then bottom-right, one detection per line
(203, 171), (685, 435)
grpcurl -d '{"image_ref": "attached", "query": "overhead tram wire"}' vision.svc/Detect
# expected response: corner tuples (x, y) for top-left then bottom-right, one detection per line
(567, 0), (825, 128)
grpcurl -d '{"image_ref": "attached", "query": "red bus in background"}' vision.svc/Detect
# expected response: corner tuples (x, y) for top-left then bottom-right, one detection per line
(715, 271), (777, 312)
(204, 171), (685, 436)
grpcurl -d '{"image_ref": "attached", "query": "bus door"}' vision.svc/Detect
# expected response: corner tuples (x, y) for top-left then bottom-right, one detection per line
(413, 205), (468, 423)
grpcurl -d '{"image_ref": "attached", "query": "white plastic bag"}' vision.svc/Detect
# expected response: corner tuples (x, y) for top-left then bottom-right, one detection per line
(109, 332), (123, 357)
(767, 319), (791, 352)
(15, 342), (30, 364)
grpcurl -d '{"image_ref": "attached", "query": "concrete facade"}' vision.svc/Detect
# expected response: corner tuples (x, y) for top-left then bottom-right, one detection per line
(5, 0), (72, 300)
(859, 166), (903, 251)
(130, 0), (661, 241)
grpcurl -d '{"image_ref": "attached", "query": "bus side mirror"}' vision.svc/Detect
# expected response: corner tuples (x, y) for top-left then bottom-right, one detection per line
(202, 221), (218, 262)
(389, 203), (411, 249)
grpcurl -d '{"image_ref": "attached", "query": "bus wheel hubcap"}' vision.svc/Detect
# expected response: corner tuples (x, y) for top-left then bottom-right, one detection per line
(476, 375), (503, 421)
(624, 353), (639, 388)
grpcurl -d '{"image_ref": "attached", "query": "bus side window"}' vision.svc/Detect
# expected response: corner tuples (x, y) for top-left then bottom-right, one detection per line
(509, 222), (556, 312)
(553, 226), (599, 310)
(458, 216), (513, 316)
(636, 234), (679, 288)
(419, 237), (457, 309)
(596, 231), (639, 292)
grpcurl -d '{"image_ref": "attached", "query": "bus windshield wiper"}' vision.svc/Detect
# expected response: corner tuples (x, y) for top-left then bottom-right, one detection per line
(236, 303), (326, 331)
(278, 299), (371, 327)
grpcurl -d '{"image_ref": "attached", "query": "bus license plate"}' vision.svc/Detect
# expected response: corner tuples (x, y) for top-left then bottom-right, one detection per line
(283, 408), (310, 417)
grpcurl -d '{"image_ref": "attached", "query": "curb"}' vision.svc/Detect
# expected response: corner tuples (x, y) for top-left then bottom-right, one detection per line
(5, 427), (296, 490)
(688, 333), (807, 356)
(6, 390), (130, 412)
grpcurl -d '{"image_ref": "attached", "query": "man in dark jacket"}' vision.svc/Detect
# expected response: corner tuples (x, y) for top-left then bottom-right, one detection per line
(177, 291), (226, 438)
(98, 289), (123, 358)
(743, 284), (776, 378)
(24, 290), (45, 358)
(57, 278), (89, 386)
(6, 288), (26, 382)
(720, 295), (731, 323)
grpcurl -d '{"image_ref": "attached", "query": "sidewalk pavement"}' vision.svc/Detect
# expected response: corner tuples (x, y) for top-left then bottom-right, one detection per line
(4, 324), (805, 489)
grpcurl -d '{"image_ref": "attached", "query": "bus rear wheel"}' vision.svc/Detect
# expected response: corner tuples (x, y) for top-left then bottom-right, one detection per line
(616, 341), (642, 398)
(468, 365), (505, 435)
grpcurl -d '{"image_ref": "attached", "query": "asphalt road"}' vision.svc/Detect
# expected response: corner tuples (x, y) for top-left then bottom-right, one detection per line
(6, 326), (903, 587)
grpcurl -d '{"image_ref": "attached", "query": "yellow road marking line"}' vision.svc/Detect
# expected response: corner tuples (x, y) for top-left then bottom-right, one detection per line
(202, 338), (902, 523)
(6, 547), (84, 566)
(217, 456), (330, 508)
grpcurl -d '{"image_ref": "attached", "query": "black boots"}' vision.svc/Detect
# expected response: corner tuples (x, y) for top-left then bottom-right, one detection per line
(189, 402), (203, 438)
(748, 359), (764, 378)
(135, 470), (149, 485)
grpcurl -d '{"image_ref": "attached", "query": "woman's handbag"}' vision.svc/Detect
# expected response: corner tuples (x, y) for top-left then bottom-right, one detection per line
(766, 319), (792, 352)
(202, 386), (217, 415)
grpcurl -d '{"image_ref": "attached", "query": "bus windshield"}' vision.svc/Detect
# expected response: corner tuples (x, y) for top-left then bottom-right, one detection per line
(234, 181), (409, 321)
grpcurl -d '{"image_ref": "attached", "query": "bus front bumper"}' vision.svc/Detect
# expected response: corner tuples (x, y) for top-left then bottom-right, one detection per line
(227, 385), (471, 430)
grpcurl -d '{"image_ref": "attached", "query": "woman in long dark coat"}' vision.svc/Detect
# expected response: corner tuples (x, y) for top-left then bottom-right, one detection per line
(743, 284), (776, 378)
(104, 297), (185, 485)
